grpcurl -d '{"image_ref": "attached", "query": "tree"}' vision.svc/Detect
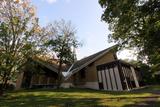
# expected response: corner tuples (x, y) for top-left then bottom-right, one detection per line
(99, 0), (160, 71)
(0, 0), (45, 93)
(46, 20), (80, 88)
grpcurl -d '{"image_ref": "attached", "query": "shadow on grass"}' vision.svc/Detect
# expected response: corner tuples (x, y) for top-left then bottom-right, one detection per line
(1, 94), (160, 107)
(0, 87), (159, 107)
(123, 99), (160, 107)
(10, 88), (155, 95)
(0, 95), (102, 107)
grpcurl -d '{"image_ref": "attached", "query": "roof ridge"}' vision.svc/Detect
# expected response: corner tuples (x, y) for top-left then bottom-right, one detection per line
(65, 45), (117, 79)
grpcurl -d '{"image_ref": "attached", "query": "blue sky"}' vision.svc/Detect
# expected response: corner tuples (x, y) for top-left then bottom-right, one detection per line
(31, 0), (134, 60)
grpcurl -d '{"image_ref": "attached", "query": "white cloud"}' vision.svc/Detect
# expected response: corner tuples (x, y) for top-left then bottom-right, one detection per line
(41, 0), (57, 4)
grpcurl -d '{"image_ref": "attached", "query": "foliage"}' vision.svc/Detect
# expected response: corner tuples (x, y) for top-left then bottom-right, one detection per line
(0, 0), (46, 91)
(99, 0), (160, 71)
(45, 19), (80, 88)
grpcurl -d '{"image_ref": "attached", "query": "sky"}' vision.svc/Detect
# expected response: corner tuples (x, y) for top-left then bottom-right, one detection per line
(31, 0), (136, 60)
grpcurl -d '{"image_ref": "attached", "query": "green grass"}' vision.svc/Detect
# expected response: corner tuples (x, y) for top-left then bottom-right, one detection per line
(0, 85), (160, 107)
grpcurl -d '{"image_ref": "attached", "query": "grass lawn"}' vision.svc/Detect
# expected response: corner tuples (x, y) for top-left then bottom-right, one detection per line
(0, 85), (160, 107)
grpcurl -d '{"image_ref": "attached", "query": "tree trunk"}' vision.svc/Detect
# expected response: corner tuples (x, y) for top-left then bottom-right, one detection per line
(0, 75), (9, 96)
(57, 60), (62, 89)
(0, 90), (3, 96)
(0, 82), (3, 96)
(0, 82), (5, 96)
(3, 77), (8, 90)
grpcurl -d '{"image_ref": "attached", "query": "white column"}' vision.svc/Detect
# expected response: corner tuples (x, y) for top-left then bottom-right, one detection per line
(130, 67), (140, 88)
(105, 69), (112, 90)
(110, 68), (117, 91)
(98, 71), (102, 83)
(102, 70), (107, 90)
(114, 66), (123, 91)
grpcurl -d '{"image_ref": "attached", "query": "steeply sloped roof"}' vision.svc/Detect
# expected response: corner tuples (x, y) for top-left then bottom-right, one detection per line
(32, 57), (69, 74)
(34, 58), (59, 73)
(70, 47), (113, 71)
(65, 45), (117, 78)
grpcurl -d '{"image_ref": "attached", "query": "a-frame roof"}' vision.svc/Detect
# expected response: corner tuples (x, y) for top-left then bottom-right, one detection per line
(33, 58), (59, 73)
(32, 57), (69, 74)
(65, 45), (117, 78)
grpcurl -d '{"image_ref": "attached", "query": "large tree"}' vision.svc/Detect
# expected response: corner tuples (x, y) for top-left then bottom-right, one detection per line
(46, 20), (80, 88)
(0, 0), (45, 93)
(99, 0), (160, 71)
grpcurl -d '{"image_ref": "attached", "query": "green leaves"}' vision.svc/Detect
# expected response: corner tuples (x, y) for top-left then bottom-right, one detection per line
(45, 20), (80, 65)
(43, 20), (81, 88)
(99, 0), (160, 76)
(0, 0), (45, 89)
(99, 0), (160, 61)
